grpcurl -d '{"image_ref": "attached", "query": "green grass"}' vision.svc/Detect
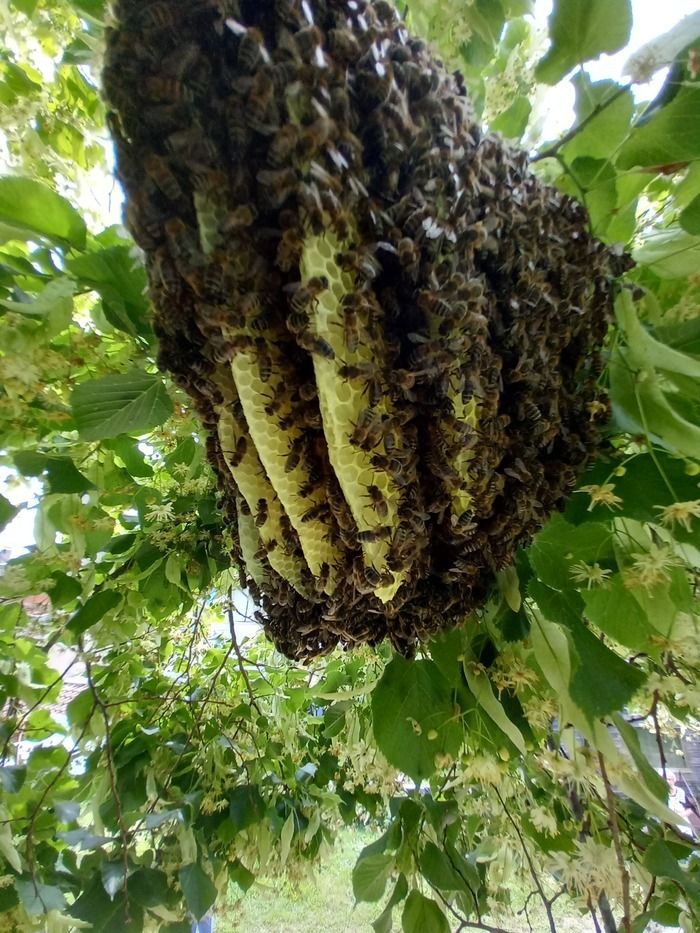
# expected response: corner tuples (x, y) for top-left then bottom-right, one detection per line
(215, 828), (594, 933)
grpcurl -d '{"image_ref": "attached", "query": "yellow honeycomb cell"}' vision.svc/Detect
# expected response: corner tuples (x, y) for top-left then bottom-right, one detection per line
(217, 403), (311, 598)
(235, 495), (266, 588)
(300, 232), (407, 603)
(229, 346), (341, 593)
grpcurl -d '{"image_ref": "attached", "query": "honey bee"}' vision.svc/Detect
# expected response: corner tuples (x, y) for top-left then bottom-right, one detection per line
(256, 168), (298, 209)
(228, 23), (269, 72)
(296, 331), (335, 359)
(286, 309), (310, 336)
(254, 537), (278, 560)
(522, 399), (542, 423)
(225, 98), (250, 157)
(357, 526), (392, 544)
(256, 343), (273, 382)
(222, 204), (257, 233)
(365, 484), (388, 519)
(298, 382), (317, 401)
(362, 565), (382, 588)
(144, 77), (194, 103)
(268, 124), (299, 167)
(301, 502), (331, 523)
(276, 227), (304, 271)
(163, 217), (197, 261)
(298, 478), (318, 498)
(229, 434), (248, 468)
(327, 27), (360, 63)
(237, 292), (261, 318)
(255, 497), (268, 527)
(246, 70), (277, 134)
(284, 435), (306, 473)
(143, 153), (183, 202)
(299, 116), (336, 158)
(285, 276), (328, 314)
(341, 305), (362, 353)
(152, 248), (181, 295)
(294, 24), (324, 62)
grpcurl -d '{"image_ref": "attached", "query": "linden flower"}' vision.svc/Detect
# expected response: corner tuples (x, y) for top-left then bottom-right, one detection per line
(587, 399), (608, 421)
(570, 560), (612, 589)
(624, 545), (678, 592)
(530, 805), (558, 837)
(576, 483), (623, 511)
(655, 500), (700, 532)
(146, 502), (175, 523)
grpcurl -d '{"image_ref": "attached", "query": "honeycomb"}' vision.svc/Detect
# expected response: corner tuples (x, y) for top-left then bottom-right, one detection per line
(104, 0), (630, 659)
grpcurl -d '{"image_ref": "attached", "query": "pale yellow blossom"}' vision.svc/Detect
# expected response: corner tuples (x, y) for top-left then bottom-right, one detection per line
(655, 500), (700, 533)
(576, 483), (623, 511)
(570, 560), (612, 589)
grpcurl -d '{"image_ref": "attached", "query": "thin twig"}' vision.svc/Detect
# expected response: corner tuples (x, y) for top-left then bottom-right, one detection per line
(650, 690), (667, 778)
(227, 587), (261, 715)
(598, 753), (632, 933)
(532, 84), (632, 162)
(494, 788), (557, 933)
(84, 648), (131, 903)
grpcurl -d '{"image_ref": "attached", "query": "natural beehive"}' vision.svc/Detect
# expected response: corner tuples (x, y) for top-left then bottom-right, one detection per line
(103, 0), (627, 659)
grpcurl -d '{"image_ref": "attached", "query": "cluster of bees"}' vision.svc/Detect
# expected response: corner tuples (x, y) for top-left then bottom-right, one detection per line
(104, 0), (629, 659)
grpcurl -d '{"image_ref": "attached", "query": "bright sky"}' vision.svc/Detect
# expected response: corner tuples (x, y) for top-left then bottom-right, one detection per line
(1, 0), (699, 557)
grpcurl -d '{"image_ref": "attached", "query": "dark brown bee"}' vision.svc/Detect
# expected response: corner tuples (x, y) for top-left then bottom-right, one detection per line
(285, 276), (328, 315)
(246, 70), (277, 134)
(255, 497), (268, 527)
(256, 343), (273, 382)
(327, 27), (360, 63)
(152, 249), (181, 295)
(164, 218), (200, 262)
(254, 537), (277, 560)
(144, 154), (183, 201)
(231, 24), (269, 72)
(268, 124), (299, 167)
(238, 293), (261, 318)
(301, 502), (331, 523)
(296, 331), (335, 359)
(294, 24), (324, 63)
(286, 310), (309, 336)
(285, 435), (306, 473)
(256, 168), (298, 209)
(341, 305), (362, 353)
(357, 526), (392, 544)
(144, 77), (194, 104)
(298, 478), (318, 498)
(276, 227), (303, 270)
(225, 99), (250, 157)
(362, 565), (382, 587)
(298, 382), (317, 401)
(222, 204), (257, 232)
(229, 435), (248, 468)
(350, 409), (385, 449)
(299, 116), (336, 158)
(365, 485), (388, 520)
(417, 289), (451, 318)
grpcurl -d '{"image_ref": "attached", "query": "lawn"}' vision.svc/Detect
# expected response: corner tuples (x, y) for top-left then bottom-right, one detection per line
(215, 828), (594, 932)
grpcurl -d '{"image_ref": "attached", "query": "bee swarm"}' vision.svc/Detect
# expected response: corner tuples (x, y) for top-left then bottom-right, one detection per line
(104, 0), (627, 659)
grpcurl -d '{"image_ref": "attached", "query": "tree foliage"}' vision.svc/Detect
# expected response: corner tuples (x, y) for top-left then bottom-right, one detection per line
(0, 0), (699, 931)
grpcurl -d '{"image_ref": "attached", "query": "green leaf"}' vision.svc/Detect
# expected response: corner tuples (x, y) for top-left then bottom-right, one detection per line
(128, 868), (171, 908)
(643, 841), (700, 900)
(229, 785), (265, 832)
(419, 842), (468, 893)
(401, 890), (450, 933)
(0, 494), (18, 533)
(371, 657), (462, 782)
(229, 860), (255, 893)
(0, 765), (26, 793)
(618, 85), (700, 170)
(0, 176), (86, 248)
(15, 880), (66, 915)
(530, 581), (646, 719)
(529, 513), (613, 591)
(490, 96), (531, 139)
(462, 661), (526, 754)
(66, 590), (122, 637)
(45, 458), (95, 495)
(535, 0), (632, 85)
(101, 861), (126, 899)
(352, 852), (394, 903)
(679, 194), (700, 235)
(611, 714), (668, 802)
(372, 875), (408, 933)
(582, 575), (655, 651)
(71, 873), (143, 932)
(71, 371), (173, 441)
(563, 76), (634, 161)
(178, 863), (217, 921)
(106, 436), (153, 477)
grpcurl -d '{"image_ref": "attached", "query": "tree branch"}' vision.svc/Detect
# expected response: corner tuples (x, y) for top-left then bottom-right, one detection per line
(494, 788), (557, 933)
(532, 84), (632, 162)
(227, 586), (261, 715)
(598, 753), (632, 933)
